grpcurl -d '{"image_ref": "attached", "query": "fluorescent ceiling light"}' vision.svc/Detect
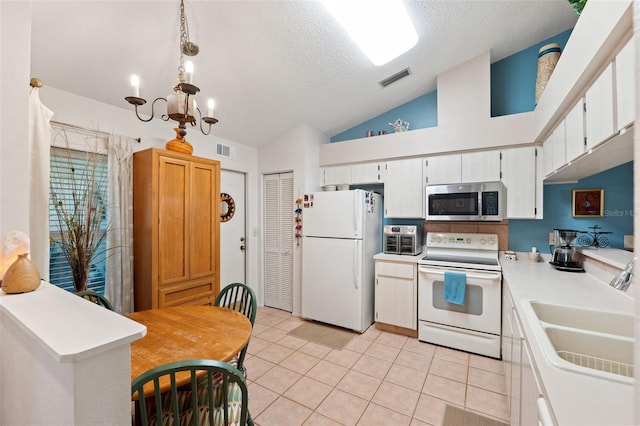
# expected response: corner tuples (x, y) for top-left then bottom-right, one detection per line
(321, 0), (418, 66)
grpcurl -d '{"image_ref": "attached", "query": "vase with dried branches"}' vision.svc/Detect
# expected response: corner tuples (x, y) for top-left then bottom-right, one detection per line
(50, 142), (109, 293)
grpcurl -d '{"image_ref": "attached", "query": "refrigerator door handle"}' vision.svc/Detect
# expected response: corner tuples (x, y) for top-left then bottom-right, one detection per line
(354, 240), (360, 289)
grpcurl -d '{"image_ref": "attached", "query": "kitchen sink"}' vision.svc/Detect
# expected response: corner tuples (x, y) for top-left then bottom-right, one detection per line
(524, 300), (634, 384)
(529, 301), (634, 338)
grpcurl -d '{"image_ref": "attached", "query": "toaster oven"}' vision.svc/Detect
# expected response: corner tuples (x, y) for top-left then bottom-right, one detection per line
(383, 225), (422, 255)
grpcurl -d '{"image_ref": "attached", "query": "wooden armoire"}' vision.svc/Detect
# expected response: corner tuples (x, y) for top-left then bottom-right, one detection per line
(133, 148), (221, 310)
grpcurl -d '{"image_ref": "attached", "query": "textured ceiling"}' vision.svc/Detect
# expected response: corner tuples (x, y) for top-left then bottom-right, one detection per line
(30, 1), (578, 148)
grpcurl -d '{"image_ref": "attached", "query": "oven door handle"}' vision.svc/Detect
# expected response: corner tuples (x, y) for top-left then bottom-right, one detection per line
(418, 266), (501, 281)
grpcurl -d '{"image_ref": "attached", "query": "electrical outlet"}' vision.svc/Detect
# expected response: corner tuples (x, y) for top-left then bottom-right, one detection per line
(624, 235), (633, 249)
(549, 232), (555, 245)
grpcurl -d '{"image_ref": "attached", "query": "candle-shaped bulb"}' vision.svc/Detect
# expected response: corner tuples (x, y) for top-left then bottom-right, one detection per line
(207, 99), (215, 117)
(130, 74), (140, 98)
(185, 61), (194, 84)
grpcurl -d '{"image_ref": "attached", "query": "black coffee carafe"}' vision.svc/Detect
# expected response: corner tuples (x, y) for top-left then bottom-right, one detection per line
(549, 229), (585, 272)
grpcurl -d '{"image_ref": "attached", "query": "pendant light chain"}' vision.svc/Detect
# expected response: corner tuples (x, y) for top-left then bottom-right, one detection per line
(178, 0), (187, 74)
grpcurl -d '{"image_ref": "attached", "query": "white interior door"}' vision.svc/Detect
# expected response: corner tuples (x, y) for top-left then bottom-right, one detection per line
(220, 170), (246, 290)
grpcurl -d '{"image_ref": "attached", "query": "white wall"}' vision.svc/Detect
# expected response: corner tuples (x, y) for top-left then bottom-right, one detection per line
(258, 124), (327, 315)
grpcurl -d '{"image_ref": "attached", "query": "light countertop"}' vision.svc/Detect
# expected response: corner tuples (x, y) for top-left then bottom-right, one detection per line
(373, 250), (425, 263)
(501, 254), (634, 425)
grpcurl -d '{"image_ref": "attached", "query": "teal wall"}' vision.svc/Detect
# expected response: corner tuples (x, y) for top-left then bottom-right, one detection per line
(509, 162), (634, 253)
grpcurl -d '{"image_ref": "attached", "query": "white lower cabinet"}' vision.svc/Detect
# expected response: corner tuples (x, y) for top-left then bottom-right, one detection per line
(374, 260), (417, 330)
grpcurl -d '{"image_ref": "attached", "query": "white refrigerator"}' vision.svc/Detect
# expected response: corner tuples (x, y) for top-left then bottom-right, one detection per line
(301, 189), (382, 332)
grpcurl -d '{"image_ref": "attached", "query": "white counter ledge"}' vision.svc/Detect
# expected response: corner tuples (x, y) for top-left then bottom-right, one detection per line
(0, 282), (146, 425)
(373, 250), (425, 263)
(501, 257), (634, 425)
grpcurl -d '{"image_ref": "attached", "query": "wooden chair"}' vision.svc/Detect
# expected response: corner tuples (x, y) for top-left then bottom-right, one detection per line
(214, 283), (256, 375)
(75, 290), (114, 311)
(131, 358), (249, 426)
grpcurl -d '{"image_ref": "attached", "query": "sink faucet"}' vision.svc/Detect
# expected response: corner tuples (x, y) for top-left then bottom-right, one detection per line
(609, 258), (636, 292)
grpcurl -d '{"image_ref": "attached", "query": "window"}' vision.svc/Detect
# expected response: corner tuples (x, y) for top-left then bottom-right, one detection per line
(49, 145), (108, 295)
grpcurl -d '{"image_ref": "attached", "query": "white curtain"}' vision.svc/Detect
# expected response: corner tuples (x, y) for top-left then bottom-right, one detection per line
(28, 87), (54, 279)
(106, 135), (134, 313)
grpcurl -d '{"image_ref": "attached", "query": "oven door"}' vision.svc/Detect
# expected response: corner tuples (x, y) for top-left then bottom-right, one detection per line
(418, 265), (502, 334)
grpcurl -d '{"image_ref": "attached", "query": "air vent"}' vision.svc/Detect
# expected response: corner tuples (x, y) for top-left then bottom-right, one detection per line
(216, 143), (236, 160)
(379, 67), (411, 87)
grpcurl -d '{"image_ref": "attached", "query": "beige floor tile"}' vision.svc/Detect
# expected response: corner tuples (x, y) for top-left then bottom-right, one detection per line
(254, 395), (313, 426)
(343, 336), (373, 353)
(465, 385), (509, 422)
(243, 355), (276, 380)
(402, 339), (437, 357)
(299, 341), (333, 359)
(254, 365), (302, 394)
(384, 363), (427, 392)
(257, 314), (289, 327)
(280, 351), (321, 375)
(409, 418), (431, 426)
(277, 334), (310, 350)
(422, 374), (466, 407)
(351, 354), (392, 380)
(256, 343), (295, 364)
(360, 325), (382, 341)
(258, 327), (289, 343)
(247, 336), (272, 355)
(247, 382), (279, 418)
(372, 381), (420, 416)
(303, 412), (344, 426)
(357, 402), (411, 426)
(284, 376), (333, 410)
(429, 358), (469, 383)
(305, 359), (349, 387)
(336, 369), (382, 400)
(394, 349), (432, 373)
(316, 389), (369, 426)
(274, 317), (306, 332)
(324, 348), (362, 369)
(433, 346), (469, 366)
(374, 331), (408, 349)
(251, 323), (271, 336)
(469, 354), (505, 374)
(468, 367), (507, 395)
(365, 342), (401, 363)
(412, 393), (450, 426)
(257, 307), (286, 316)
(268, 308), (295, 318)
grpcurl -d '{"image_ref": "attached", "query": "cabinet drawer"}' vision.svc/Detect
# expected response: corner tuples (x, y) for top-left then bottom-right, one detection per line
(159, 278), (216, 307)
(376, 261), (415, 279)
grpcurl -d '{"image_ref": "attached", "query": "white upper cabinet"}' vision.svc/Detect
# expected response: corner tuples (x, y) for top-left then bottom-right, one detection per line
(615, 37), (635, 130)
(425, 154), (461, 185)
(564, 98), (586, 163)
(350, 162), (385, 184)
(501, 146), (538, 219)
(461, 151), (501, 182)
(384, 158), (424, 218)
(585, 63), (615, 150)
(322, 165), (350, 186)
(551, 120), (566, 171)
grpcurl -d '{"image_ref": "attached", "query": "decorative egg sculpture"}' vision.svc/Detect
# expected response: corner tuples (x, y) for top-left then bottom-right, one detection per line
(2, 253), (41, 294)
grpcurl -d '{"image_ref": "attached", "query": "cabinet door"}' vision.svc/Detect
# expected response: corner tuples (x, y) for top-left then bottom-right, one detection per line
(551, 120), (566, 171)
(375, 263), (417, 330)
(585, 63), (615, 150)
(461, 150), (501, 183)
(616, 38), (635, 130)
(542, 136), (554, 177)
(565, 98), (586, 163)
(158, 156), (190, 286)
(351, 162), (384, 184)
(511, 308), (523, 426)
(322, 165), (350, 185)
(501, 147), (537, 219)
(384, 158), (424, 218)
(501, 291), (514, 413)
(189, 161), (218, 280)
(425, 154), (461, 185)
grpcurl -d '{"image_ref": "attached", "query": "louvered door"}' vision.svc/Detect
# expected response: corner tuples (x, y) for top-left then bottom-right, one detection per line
(263, 172), (293, 311)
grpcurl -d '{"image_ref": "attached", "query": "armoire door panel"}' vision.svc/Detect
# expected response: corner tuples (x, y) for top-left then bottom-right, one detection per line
(190, 163), (216, 279)
(158, 157), (190, 285)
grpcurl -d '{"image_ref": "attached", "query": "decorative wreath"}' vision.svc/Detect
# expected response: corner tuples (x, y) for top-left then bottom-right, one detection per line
(220, 193), (235, 222)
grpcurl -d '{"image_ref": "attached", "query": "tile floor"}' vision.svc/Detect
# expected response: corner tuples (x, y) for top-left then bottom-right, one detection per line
(245, 306), (510, 426)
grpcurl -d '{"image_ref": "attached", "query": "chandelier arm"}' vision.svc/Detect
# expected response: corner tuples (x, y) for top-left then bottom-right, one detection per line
(196, 106), (212, 135)
(130, 97), (168, 122)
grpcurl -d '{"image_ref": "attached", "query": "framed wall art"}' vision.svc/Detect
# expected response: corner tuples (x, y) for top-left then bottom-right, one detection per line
(572, 189), (604, 217)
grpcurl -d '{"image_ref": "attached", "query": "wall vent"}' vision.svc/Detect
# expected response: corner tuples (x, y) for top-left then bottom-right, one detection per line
(379, 68), (411, 87)
(216, 143), (236, 159)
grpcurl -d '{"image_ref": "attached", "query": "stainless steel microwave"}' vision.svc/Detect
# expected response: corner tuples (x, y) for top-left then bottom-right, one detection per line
(425, 181), (504, 221)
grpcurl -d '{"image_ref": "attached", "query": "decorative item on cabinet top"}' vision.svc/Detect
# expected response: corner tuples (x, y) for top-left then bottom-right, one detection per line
(535, 43), (562, 105)
(389, 118), (410, 133)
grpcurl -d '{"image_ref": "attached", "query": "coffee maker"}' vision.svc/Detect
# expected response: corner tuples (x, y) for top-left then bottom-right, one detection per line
(549, 229), (584, 272)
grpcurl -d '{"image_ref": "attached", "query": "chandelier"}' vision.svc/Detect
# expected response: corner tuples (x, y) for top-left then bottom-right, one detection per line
(124, 0), (217, 141)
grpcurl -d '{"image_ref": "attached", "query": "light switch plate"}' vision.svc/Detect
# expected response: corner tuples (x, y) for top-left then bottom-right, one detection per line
(624, 235), (633, 249)
(549, 232), (555, 245)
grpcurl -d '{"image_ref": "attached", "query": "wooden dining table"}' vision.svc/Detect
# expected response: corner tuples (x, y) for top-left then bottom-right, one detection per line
(127, 305), (252, 397)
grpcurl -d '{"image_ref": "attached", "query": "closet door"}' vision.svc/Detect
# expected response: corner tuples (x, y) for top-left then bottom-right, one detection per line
(263, 172), (294, 311)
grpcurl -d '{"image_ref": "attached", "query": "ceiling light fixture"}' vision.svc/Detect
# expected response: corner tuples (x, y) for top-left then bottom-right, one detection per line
(321, 0), (418, 66)
(124, 0), (217, 144)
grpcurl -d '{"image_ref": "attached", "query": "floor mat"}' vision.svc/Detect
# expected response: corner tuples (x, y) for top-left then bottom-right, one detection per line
(443, 405), (509, 426)
(287, 321), (358, 349)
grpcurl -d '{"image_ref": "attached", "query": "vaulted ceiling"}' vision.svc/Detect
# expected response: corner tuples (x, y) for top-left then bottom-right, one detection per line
(30, 1), (578, 148)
